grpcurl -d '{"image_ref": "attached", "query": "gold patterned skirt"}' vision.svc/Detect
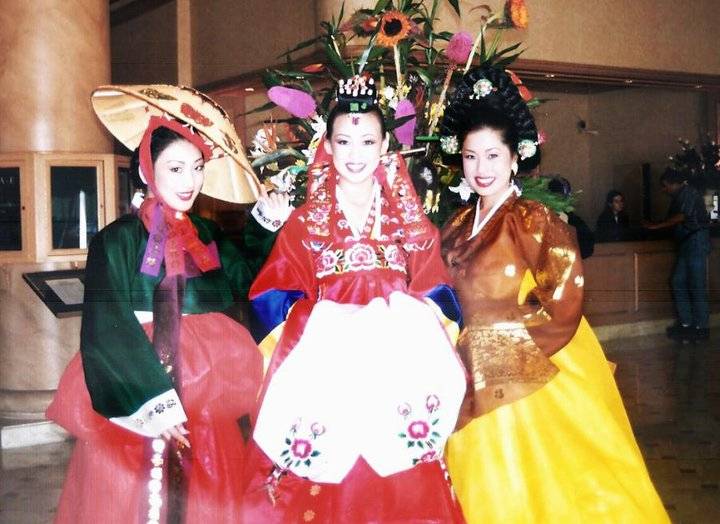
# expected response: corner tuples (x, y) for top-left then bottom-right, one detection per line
(446, 317), (670, 523)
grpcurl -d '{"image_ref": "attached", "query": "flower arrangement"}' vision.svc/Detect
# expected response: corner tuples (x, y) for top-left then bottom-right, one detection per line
(247, 0), (541, 221)
(669, 136), (720, 190)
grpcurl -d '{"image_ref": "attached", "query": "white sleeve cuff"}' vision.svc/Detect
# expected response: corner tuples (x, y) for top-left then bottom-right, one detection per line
(109, 389), (187, 437)
(250, 199), (293, 232)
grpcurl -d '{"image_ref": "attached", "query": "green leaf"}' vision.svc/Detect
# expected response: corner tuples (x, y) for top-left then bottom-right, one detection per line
(445, 0), (460, 16)
(278, 36), (322, 59)
(373, 0), (391, 15)
(240, 100), (277, 116)
(399, 432), (407, 438)
(418, 441), (425, 448)
(493, 51), (524, 69)
(311, 450), (320, 457)
(494, 41), (523, 58)
(251, 149), (306, 169)
(281, 450), (289, 456)
(305, 459), (311, 466)
(262, 70), (282, 89)
(357, 36), (376, 73)
(324, 40), (352, 77)
(285, 438), (292, 445)
(408, 441), (415, 447)
(386, 113), (415, 131)
(413, 65), (433, 86)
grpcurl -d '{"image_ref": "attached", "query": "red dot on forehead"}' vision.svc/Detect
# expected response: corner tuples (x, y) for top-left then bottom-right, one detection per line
(352, 116), (360, 125)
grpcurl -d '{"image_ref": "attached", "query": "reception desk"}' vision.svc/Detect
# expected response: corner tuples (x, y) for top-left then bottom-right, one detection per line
(583, 239), (720, 326)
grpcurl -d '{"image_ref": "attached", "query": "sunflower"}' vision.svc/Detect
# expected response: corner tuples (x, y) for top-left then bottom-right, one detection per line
(376, 10), (412, 48)
(506, 0), (529, 29)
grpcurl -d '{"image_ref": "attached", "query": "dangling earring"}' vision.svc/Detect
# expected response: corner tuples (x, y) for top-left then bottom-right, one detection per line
(511, 161), (518, 176)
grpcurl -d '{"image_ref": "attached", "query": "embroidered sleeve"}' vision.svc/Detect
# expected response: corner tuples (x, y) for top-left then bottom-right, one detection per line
(109, 388), (187, 437)
(250, 198), (294, 232)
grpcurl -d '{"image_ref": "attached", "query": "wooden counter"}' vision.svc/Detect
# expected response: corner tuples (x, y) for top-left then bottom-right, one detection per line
(583, 239), (720, 326)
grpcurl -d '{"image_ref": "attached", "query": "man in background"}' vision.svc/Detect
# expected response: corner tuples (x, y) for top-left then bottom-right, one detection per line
(644, 168), (710, 343)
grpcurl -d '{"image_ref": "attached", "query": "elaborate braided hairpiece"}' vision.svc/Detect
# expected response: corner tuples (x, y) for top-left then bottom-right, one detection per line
(440, 66), (540, 171)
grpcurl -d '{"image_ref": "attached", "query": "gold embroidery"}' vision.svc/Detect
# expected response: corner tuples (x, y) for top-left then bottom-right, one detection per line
(310, 484), (321, 496)
(303, 510), (316, 521)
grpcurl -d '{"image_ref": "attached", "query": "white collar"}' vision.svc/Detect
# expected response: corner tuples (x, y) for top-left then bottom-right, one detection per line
(470, 184), (521, 239)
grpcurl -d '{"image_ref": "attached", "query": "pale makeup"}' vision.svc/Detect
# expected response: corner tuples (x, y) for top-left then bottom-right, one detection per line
(323, 112), (389, 193)
(462, 127), (517, 210)
(150, 139), (205, 212)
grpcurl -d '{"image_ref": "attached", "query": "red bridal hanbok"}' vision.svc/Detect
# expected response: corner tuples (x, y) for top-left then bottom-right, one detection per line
(242, 154), (466, 523)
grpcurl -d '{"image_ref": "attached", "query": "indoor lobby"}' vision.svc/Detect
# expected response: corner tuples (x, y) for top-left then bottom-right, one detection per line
(1, 1), (719, 523)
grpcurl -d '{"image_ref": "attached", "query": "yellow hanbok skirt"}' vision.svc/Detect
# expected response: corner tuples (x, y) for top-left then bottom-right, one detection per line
(446, 317), (669, 523)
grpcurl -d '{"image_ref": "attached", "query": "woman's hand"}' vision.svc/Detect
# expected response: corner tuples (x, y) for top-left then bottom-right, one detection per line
(251, 185), (294, 231)
(257, 184), (291, 213)
(162, 423), (191, 448)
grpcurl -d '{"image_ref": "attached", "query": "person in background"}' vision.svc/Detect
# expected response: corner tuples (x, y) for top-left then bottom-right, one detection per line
(596, 189), (631, 242)
(644, 168), (710, 343)
(547, 176), (595, 259)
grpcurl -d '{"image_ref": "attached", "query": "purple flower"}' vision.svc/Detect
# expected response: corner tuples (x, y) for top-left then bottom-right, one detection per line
(394, 99), (416, 146)
(268, 86), (317, 118)
(446, 31), (473, 65)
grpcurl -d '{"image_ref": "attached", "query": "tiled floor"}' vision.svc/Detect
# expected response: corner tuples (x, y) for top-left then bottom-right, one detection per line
(1, 332), (718, 523)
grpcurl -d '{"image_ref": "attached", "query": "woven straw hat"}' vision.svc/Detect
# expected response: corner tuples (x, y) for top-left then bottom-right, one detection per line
(91, 84), (260, 204)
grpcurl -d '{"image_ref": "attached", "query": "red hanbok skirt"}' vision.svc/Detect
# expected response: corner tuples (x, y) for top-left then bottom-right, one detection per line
(46, 312), (262, 524)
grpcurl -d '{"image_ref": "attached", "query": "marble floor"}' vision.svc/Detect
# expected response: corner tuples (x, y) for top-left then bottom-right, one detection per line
(1, 331), (719, 523)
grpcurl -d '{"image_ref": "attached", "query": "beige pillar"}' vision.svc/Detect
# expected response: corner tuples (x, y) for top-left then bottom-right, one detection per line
(0, 0), (112, 153)
(0, 0), (111, 420)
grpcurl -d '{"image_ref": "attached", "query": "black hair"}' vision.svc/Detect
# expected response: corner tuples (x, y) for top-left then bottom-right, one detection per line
(129, 125), (189, 189)
(441, 66), (540, 171)
(605, 189), (624, 206)
(548, 176), (572, 197)
(325, 104), (388, 139)
(660, 167), (687, 185)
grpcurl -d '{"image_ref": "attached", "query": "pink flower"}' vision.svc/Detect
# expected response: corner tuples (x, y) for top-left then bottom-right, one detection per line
(268, 86), (317, 118)
(408, 420), (430, 439)
(397, 403), (412, 417)
(425, 394), (440, 413)
(316, 250), (339, 275)
(345, 243), (377, 271)
(291, 439), (312, 459)
(308, 208), (329, 224)
(420, 451), (437, 462)
(383, 245), (403, 266)
(446, 31), (473, 65)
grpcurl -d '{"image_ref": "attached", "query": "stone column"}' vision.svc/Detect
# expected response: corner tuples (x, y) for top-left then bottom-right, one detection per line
(0, 0), (111, 420)
(0, 0), (112, 154)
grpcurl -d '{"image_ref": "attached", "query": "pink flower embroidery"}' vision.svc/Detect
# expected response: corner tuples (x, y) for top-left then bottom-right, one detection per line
(425, 394), (440, 413)
(308, 208), (330, 224)
(344, 243), (377, 272)
(291, 439), (312, 459)
(408, 420), (430, 439)
(382, 244), (406, 271)
(420, 450), (437, 463)
(316, 249), (340, 276)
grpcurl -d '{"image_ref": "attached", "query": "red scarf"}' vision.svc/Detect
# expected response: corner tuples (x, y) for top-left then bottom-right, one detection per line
(137, 116), (219, 277)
